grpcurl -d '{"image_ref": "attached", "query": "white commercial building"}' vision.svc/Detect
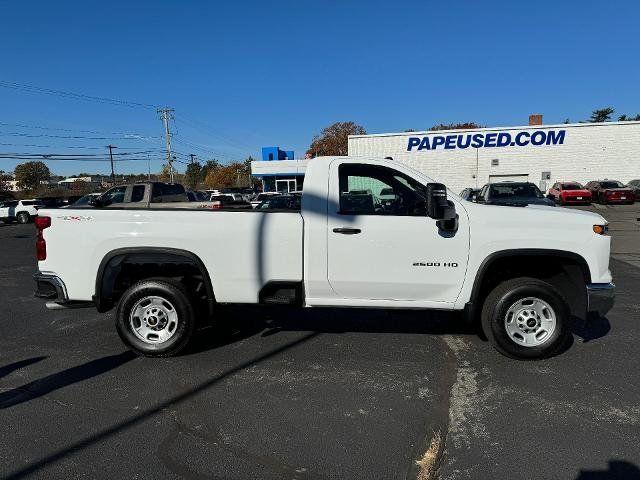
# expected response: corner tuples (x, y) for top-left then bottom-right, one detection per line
(251, 117), (640, 193)
(348, 119), (640, 193)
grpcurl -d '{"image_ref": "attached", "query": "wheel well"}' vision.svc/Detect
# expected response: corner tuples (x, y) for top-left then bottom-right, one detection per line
(95, 248), (215, 314)
(471, 251), (591, 320)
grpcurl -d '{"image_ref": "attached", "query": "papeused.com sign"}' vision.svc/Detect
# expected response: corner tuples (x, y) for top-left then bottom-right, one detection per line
(407, 129), (566, 151)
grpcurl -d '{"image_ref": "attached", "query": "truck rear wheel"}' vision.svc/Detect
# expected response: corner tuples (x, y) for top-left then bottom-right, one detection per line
(115, 278), (196, 357)
(481, 277), (571, 360)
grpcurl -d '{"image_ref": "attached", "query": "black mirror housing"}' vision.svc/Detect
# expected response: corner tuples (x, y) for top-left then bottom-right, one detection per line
(426, 183), (455, 220)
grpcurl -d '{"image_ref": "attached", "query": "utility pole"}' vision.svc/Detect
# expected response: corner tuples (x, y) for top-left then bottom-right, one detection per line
(189, 153), (197, 164)
(157, 107), (175, 183)
(107, 145), (117, 184)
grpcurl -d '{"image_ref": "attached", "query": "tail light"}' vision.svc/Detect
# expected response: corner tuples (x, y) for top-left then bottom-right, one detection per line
(35, 216), (51, 261)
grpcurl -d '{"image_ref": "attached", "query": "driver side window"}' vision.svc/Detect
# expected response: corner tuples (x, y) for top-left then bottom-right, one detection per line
(338, 164), (427, 216)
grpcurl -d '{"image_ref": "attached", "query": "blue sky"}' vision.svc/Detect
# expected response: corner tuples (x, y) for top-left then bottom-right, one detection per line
(0, 0), (638, 176)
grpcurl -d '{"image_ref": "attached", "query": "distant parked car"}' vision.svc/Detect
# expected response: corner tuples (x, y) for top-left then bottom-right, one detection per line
(209, 194), (253, 210)
(256, 193), (301, 210)
(0, 199), (44, 223)
(585, 180), (635, 204)
(186, 190), (209, 201)
(476, 182), (555, 207)
(204, 189), (221, 199)
(547, 182), (592, 205)
(222, 187), (255, 202)
(459, 187), (481, 202)
(250, 192), (280, 208)
(626, 179), (640, 196)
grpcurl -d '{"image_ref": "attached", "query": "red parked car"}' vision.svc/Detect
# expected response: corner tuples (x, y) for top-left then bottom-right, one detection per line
(585, 180), (635, 204)
(547, 182), (592, 205)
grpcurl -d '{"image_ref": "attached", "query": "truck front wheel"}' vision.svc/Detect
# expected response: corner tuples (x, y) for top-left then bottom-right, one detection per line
(481, 277), (571, 360)
(115, 279), (196, 357)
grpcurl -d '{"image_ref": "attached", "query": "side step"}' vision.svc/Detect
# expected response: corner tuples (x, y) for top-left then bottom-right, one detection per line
(259, 282), (303, 306)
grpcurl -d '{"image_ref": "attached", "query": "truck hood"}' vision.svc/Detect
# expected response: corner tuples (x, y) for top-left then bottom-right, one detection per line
(485, 197), (555, 207)
(465, 201), (607, 227)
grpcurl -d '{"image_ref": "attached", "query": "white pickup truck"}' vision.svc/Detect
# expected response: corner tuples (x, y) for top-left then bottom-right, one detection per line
(33, 156), (614, 359)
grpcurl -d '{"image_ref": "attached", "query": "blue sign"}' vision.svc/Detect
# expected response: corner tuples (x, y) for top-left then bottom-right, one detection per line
(407, 129), (566, 151)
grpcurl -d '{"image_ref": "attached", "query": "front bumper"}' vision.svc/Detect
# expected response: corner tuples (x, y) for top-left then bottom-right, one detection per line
(34, 272), (68, 302)
(586, 283), (615, 316)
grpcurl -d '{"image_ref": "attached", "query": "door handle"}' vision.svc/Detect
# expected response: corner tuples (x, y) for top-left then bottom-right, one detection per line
(333, 227), (361, 235)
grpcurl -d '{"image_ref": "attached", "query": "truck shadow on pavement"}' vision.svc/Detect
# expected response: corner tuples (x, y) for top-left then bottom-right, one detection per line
(0, 356), (46, 380)
(187, 306), (476, 357)
(0, 351), (136, 409)
(189, 306), (612, 356)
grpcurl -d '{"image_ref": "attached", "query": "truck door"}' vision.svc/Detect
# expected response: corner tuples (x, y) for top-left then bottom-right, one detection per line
(326, 162), (469, 304)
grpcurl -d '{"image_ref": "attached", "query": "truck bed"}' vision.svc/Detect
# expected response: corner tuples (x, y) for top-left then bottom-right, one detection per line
(38, 208), (303, 303)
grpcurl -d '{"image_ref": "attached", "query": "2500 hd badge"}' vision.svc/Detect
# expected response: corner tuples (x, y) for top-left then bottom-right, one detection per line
(412, 262), (459, 267)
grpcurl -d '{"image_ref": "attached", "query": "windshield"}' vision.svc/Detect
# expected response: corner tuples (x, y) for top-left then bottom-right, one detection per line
(489, 183), (543, 199)
(561, 183), (583, 190)
(601, 181), (624, 189)
(73, 194), (97, 206)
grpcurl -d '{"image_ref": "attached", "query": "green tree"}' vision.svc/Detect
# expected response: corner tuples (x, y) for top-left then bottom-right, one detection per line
(618, 113), (640, 121)
(589, 107), (614, 123)
(14, 161), (50, 191)
(184, 161), (202, 189)
(0, 170), (11, 190)
(429, 122), (482, 131)
(306, 121), (366, 157)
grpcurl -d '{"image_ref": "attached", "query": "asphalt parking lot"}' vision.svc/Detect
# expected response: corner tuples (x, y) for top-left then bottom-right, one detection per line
(1, 204), (640, 480)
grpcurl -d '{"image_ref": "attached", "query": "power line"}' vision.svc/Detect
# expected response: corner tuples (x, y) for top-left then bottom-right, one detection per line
(0, 142), (167, 151)
(171, 135), (236, 161)
(0, 154), (153, 162)
(0, 80), (159, 109)
(0, 121), (160, 138)
(173, 114), (254, 153)
(0, 130), (162, 141)
(0, 149), (159, 157)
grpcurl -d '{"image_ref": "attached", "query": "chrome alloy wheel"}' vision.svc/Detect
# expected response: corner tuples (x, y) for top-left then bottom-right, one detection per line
(129, 296), (179, 344)
(504, 297), (557, 347)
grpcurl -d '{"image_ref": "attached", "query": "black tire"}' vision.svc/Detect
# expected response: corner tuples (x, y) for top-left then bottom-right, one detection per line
(115, 278), (196, 357)
(481, 277), (571, 360)
(16, 212), (30, 224)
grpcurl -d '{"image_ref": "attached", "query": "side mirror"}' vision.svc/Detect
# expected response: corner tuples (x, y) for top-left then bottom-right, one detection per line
(426, 183), (455, 220)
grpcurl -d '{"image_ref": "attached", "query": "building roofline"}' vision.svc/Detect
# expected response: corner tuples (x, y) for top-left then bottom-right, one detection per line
(348, 120), (640, 139)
